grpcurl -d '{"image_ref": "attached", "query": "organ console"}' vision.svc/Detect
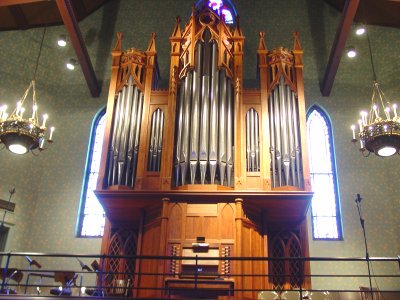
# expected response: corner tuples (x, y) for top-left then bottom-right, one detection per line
(95, 1), (313, 298)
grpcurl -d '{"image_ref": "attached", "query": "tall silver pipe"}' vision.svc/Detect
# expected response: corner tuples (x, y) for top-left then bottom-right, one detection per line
(246, 110), (251, 171)
(108, 91), (122, 186)
(174, 84), (185, 186)
(254, 110), (260, 172)
(218, 70), (227, 185)
(279, 76), (290, 185)
(156, 110), (164, 171)
(154, 109), (162, 171)
(291, 92), (302, 188)
(286, 85), (296, 187)
(125, 85), (139, 184)
(148, 109), (157, 171)
(149, 108), (160, 171)
(129, 93), (143, 187)
(180, 71), (193, 185)
(209, 42), (219, 184)
(113, 84), (127, 185)
(189, 43), (202, 184)
(269, 94), (276, 188)
(118, 78), (134, 185)
(250, 108), (256, 171)
(273, 88), (282, 186)
(199, 30), (211, 184)
(226, 79), (233, 187)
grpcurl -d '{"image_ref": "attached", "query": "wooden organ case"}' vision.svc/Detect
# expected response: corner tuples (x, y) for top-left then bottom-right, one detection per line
(95, 4), (313, 299)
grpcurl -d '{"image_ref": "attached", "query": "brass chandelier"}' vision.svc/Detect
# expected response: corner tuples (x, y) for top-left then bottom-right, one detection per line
(351, 25), (399, 157)
(0, 28), (54, 155)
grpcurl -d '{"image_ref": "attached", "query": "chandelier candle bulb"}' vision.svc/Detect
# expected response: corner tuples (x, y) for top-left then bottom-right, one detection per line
(351, 125), (356, 140)
(49, 127), (54, 140)
(16, 101), (22, 117)
(42, 114), (48, 128)
(358, 119), (363, 132)
(32, 105), (37, 119)
(20, 107), (25, 120)
(39, 138), (44, 149)
(384, 107), (390, 120)
(361, 111), (368, 125)
(373, 104), (379, 119)
(393, 104), (398, 118)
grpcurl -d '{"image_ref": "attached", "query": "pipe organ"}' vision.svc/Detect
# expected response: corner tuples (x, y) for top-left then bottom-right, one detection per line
(96, 3), (312, 299)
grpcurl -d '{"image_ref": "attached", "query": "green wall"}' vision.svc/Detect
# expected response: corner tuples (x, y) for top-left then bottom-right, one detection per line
(0, 0), (398, 290)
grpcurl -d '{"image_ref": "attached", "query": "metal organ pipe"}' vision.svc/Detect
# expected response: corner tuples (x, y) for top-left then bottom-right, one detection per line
(226, 78), (233, 187)
(130, 92), (143, 187)
(180, 71), (193, 185)
(125, 85), (139, 184)
(292, 92), (302, 188)
(119, 77), (134, 185)
(174, 84), (185, 186)
(254, 110), (260, 172)
(218, 70), (227, 185)
(268, 75), (303, 188)
(107, 76), (144, 188)
(246, 108), (260, 172)
(269, 95), (276, 187)
(279, 76), (290, 185)
(157, 110), (164, 171)
(174, 36), (234, 187)
(246, 108), (251, 171)
(209, 42), (219, 184)
(108, 90), (122, 186)
(286, 85), (296, 187)
(110, 81), (127, 186)
(273, 88), (282, 186)
(148, 107), (156, 171)
(189, 43), (202, 184)
(199, 32), (211, 185)
(148, 108), (164, 172)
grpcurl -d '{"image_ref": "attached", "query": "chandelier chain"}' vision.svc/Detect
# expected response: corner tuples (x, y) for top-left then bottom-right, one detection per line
(33, 26), (46, 81)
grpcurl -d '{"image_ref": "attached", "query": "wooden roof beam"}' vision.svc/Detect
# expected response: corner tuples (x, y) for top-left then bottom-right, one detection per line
(7, 5), (29, 30)
(321, 0), (360, 96)
(0, 0), (45, 6)
(56, 0), (100, 97)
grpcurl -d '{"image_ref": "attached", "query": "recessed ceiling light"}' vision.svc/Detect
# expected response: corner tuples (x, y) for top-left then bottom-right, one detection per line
(57, 34), (67, 47)
(355, 25), (366, 36)
(347, 47), (357, 58)
(66, 58), (77, 70)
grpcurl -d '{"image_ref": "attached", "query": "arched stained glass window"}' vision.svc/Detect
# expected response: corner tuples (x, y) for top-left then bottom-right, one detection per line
(196, 0), (236, 24)
(306, 106), (342, 240)
(77, 108), (106, 237)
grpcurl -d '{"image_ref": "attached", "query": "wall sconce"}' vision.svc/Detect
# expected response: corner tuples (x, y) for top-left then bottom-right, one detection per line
(57, 34), (67, 47)
(66, 58), (78, 70)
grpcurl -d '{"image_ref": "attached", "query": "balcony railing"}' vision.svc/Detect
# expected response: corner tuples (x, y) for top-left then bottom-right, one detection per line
(0, 252), (398, 299)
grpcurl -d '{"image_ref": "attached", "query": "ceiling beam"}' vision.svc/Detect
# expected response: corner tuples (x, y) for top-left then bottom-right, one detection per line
(8, 5), (29, 30)
(321, 0), (360, 96)
(56, 0), (100, 97)
(0, 0), (45, 6)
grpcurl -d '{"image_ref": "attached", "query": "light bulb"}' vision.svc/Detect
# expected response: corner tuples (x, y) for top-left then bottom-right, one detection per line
(355, 26), (365, 35)
(347, 47), (356, 58)
(57, 35), (67, 47)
